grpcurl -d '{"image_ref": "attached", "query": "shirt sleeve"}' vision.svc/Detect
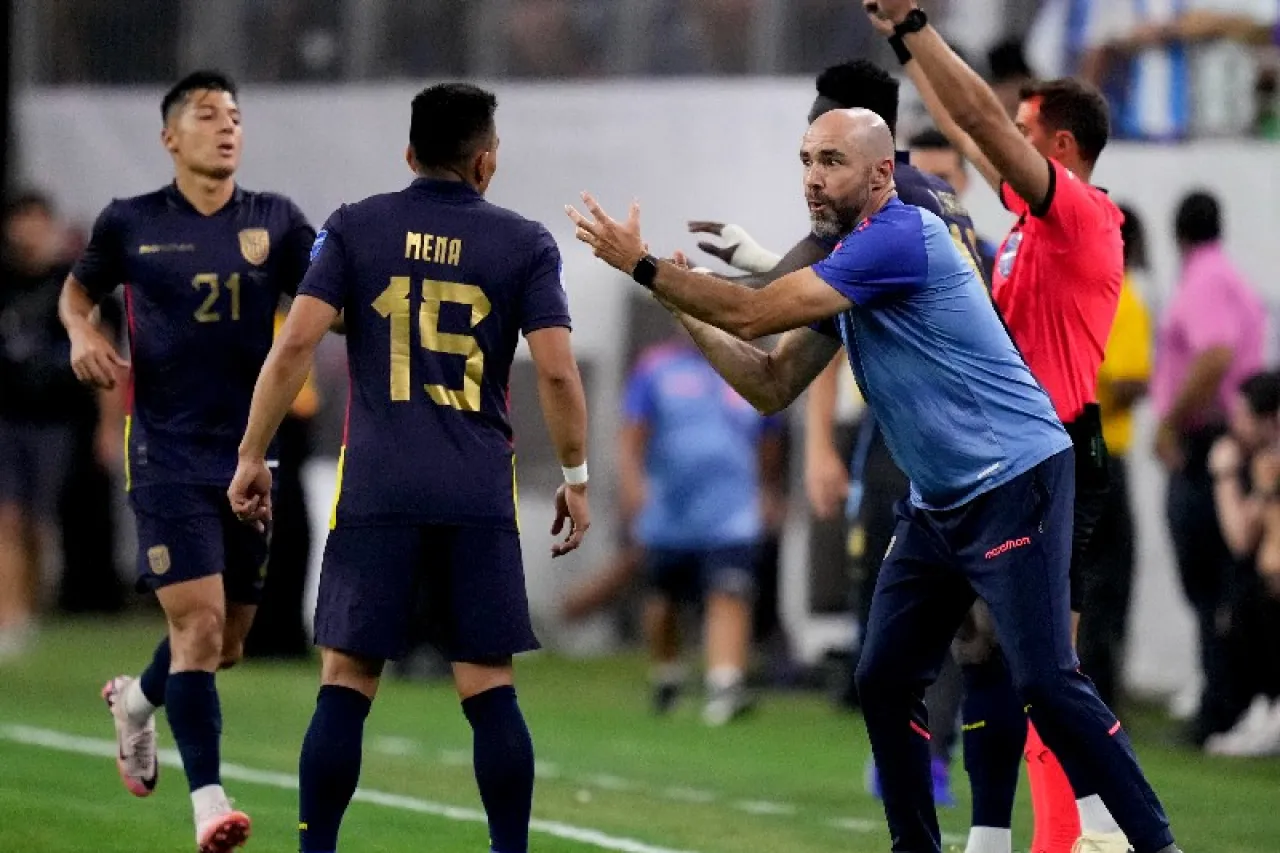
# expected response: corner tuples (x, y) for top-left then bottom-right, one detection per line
(810, 209), (929, 306)
(274, 199), (317, 297)
(521, 226), (572, 336)
(1099, 283), (1152, 382)
(296, 207), (348, 311)
(621, 364), (655, 425)
(71, 202), (127, 300)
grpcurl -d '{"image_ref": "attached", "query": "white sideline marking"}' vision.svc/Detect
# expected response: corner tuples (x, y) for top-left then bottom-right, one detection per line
(661, 786), (718, 804)
(0, 724), (699, 853)
(733, 799), (797, 816)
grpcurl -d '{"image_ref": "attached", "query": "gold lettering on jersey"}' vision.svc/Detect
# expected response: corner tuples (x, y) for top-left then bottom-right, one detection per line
(933, 190), (969, 220)
(138, 243), (196, 254)
(147, 545), (171, 575)
(238, 228), (271, 266)
(404, 232), (463, 266)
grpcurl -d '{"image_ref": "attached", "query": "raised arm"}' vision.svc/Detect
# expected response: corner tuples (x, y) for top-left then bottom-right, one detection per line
(868, 1), (1054, 209)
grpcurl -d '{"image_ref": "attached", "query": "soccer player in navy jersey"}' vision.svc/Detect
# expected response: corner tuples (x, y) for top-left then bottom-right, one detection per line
(568, 108), (1182, 853)
(228, 83), (590, 853)
(59, 70), (315, 852)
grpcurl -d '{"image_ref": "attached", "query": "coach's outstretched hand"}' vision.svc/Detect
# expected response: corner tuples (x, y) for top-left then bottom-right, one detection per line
(228, 457), (273, 533)
(551, 483), (590, 558)
(566, 193), (646, 275)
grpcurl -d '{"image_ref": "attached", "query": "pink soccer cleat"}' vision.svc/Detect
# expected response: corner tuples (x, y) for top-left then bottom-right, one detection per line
(101, 676), (159, 797)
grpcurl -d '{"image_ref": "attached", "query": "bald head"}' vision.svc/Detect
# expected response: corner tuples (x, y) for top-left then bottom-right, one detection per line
(800, 108), (897, 241)
(808, 108), (895, 161)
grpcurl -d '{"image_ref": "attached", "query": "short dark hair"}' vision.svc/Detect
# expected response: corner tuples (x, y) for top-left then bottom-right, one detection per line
(1174, 191), (1222, 246)
(988, 39), (1033, 83)
(162, 70), (238, 122)
(409, 83), (498, 170)
(815, 60), (899, 135)
(1240, 371), (1280, 418)
(907, 128), (954, 152)
(4, 190), (54, 223)
(1117, 203), (1149, 271)
(1018, 78), (1110, 164)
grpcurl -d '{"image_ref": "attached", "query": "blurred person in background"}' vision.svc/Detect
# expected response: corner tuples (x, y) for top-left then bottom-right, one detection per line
(987, 38), (1037, 117)
(57, 219), (127, 618)
(1076, 204), (1153, 710)
(1064, 0), (1279, 139)
(1153, 189), (1268, 747)
(1201, 370), (1280, 756)
(504, 0), (605, 77)
(621, 323), (785, 725)
(0, 192), (97, 659)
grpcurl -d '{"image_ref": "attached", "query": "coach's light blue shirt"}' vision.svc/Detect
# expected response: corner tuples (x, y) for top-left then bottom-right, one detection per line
(812, 197), (1070, 511)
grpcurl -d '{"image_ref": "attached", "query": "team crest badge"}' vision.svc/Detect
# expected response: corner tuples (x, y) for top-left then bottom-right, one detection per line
(238, 228), (271, 266)
(147, 545), (171, 575)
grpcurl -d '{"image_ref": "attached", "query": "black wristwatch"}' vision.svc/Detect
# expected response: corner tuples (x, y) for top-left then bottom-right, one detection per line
(632, 254), (659, 289)
(893, 7), (928, 37)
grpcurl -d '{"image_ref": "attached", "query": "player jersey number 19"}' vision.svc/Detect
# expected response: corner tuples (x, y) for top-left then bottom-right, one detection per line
(373, 277), (492, 412)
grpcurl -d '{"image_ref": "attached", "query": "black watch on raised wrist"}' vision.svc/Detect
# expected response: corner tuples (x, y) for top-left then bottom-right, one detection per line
(893, 7), (928, 37)
(632, 254), (659, 289)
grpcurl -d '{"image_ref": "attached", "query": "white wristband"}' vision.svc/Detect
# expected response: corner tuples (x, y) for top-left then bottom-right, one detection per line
(562, 462), (589, 485)
(721, 224), (783, 274)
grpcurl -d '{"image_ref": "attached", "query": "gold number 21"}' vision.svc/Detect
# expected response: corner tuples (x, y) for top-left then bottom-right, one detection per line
(372, 277), (492, 411)
(192, 273), (241, 322)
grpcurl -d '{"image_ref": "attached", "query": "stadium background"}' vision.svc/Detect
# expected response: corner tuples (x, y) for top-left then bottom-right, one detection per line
(4, 2), (1280, 852)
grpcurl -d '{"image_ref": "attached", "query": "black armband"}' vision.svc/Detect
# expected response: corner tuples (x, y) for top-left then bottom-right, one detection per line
(889, 34), (912, 65)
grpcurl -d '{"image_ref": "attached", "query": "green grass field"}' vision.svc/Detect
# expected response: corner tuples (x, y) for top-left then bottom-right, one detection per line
(2, 617), (1278, 852)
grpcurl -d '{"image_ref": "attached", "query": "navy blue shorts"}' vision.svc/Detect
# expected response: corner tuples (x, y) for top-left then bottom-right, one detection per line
(315, 524), (539, 664)
(130, 484), (270, 604)
(644, 544), (758, 603)
(862, 449), (1079, 697)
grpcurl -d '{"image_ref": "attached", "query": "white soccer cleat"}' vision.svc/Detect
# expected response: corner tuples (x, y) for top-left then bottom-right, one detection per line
(701, 684), (755, 727)
(101, 676), (159, 797)
(1205, 694), (1274, 756)
(195, 796), (251, 853)
(1071, 830), (1133, 853)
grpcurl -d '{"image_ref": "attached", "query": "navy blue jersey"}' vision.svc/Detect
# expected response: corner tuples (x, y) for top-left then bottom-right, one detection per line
(814, 152), (988, 288)
(72, 184), (314, 488)
(300, 178), (572, 529)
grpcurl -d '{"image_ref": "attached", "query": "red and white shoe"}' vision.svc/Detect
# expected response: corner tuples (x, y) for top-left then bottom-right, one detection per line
(196, 807), (252, 853)
(101, 676), (159, 797)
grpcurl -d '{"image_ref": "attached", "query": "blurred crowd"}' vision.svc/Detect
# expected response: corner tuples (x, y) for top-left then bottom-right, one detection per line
(19, 0), (1280, 139)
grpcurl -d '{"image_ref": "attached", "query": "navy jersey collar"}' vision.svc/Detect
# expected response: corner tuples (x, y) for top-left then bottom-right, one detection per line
(411, 177), (483, 202)
(163, 181), (245, 215)
(895, 150), (910, 164)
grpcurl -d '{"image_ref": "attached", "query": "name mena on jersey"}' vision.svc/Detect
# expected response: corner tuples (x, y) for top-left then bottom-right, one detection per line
(984, 536), (1031, 560)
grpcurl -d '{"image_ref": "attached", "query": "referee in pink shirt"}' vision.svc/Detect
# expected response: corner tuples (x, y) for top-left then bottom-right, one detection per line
(1153, 190), (1268, 746)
